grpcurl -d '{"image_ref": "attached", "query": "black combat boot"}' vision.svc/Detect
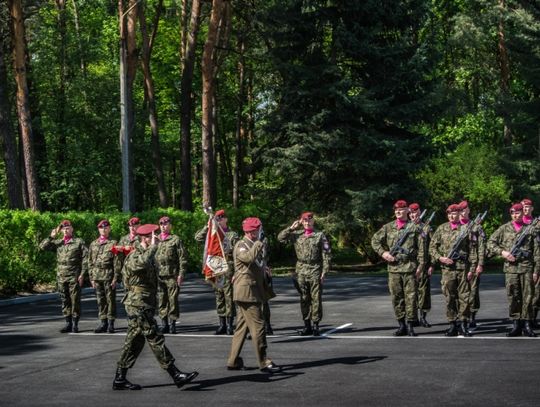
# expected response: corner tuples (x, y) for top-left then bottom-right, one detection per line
(532, 310), (539, 329)
(506, 319), (522, 337)
(265, 321), (274, 335)
(226, 317), (235, 335)
(445, 321), (458, 337)
(420, 311), (431, 328)
(60, 316), (72, 333)
(300, 320), (313, 336)
(458, 321), (472, 337)
(393, 318), (407, 336)
(160, 318), (170, 334)
(215, 317), (227, 335)
(313, 322), (320, 336)
(522, 320), (537, 337)
(112, 367), (141, 390)
(94, 319), (108, 333)
(469, 312), (477, 328)
(108, 320), (115, 333)
(166, 364), (199, 388)
(170, 320), (177, 334)
(407, 321), (417, 337)
(72, 316), (79, 333)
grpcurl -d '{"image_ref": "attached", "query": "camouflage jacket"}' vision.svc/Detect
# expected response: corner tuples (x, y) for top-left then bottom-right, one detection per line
(277, 227), (331, 276)
(429, 222), (476, 271)
(416, 221), (433, 268)
(371, 220), (424, 273)
(39, 236), (88, 282)
(487, 221), (540, 274)
(122, 244), (159, 309)
(155, 234), (187, 278)
(88, 238), (122, 282)
(233, 237), (266, 303)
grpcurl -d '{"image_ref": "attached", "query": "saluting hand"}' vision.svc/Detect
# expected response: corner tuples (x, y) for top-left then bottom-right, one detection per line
(290, 220), (302, 230)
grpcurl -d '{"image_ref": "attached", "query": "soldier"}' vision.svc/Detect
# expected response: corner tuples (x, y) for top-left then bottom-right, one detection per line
(430, 204), (475, 337)
(88, 219), (122, 333)
(226, 217), (281, 374)
(371, 200), (424, 337)
(458, 200), (486, 328)
(119, 217), (141, 251)
(113, 224), (198, 390)
(155, 216), (187, 334)
(521, 198), (540, 327)
(409, 203), (433, 328)
(39, 220), (88, 333)
(277, 211), (331, 336)
(195, 209), (239, 335)
(487, 203), (539, 337)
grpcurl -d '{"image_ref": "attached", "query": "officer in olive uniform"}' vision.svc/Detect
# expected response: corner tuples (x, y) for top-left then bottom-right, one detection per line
(430, 204), (475, 337)
(226, 217), (281, 374)
(487, 203), (539, 337)
(39, 220), (88, 333)
(372, 200), (425, 336)
(155, 216), (187, 334)
(88, 219), (122, 333)
(278, 211), (331, 336)
(458, 201), (486, 328)
(113, 223), (198, 390)
(521, 199), (540, 327)
(195, 209), (239, 335)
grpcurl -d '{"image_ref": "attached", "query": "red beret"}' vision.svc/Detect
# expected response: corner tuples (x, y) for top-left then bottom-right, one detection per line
(136, 224), (159, 236)
(521, 198), (533, 206)
(128, 217), (140, 226)
(242, 217), (262, 232)
(159, 216), (171, 224)
(301, 211), (314, 220)
(446, 204), (459, 213)
(215, 209), (226, 218)
(510, 203), (523, 213)
(60, 220), (71, 227)
(97, 219), (110, 228)
(408, 203), (420, 211)
(393, 200), (408, 209)
(458, 200), (468, 210)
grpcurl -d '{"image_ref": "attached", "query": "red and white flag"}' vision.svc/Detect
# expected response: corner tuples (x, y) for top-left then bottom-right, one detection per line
(202, 217), (229, 284)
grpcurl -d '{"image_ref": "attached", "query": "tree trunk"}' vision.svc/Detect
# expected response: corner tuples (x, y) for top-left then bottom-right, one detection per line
(233, 33), (245, 208)
(70, 0), (87, 76)
(55, 0), (67, 165)
(9, 0), (41, 210)
(139, 0), (168, 208)
(179, 0), (202, 211)
(497, 0), (512, 146)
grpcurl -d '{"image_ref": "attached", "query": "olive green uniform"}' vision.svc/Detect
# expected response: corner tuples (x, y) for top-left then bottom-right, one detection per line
(371, 221), (424, 321)
(277, 228), (331, 323)
(464, 221), (486, 314)
(88, 238), (122, 321)
(487, 221), (540, 320)
(39, 236), (88, 318)
(155, 234), (187, 321)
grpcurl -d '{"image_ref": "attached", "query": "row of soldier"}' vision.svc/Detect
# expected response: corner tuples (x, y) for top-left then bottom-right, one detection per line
(371, 198), (540, 338)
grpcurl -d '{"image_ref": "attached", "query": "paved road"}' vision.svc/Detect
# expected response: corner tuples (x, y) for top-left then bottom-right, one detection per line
(1, 274), (539, 406)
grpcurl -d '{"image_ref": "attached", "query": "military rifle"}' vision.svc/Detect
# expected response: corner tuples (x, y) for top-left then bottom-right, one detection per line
(420, 211), (436, 237)
(389, 209), (426, 258)
(447, 211), (488, 261)
(509, 216), (540, 261)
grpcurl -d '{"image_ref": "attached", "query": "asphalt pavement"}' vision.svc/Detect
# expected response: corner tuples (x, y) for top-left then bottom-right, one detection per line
(1, 274), (539, 407)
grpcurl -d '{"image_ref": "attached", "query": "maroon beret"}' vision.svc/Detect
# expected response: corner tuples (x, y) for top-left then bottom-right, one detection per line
(159, 216), (171, 225)
(446, 204), (459, 213)
(60, 220), (72, 227)
(457, 200), (468, 210)
(393, 200), (408, 209)
(301, 211), (314, 220)
(408, 203), (420, 211)
(215, 209), (226, 218)
(521, 198), (533, 206)
(127, 217), (140, 226)
(136, 224), (159, 236)
(510, 203), (523, 213)
(97, 219), (110, 228)
(242, 217), (262, 232)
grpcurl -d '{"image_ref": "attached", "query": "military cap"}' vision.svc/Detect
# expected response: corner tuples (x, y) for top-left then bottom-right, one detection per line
(446, 204), (459, 213)
(408, 203), (420, 211)
(521, 198), (533, 206)
(301, 211), (314, 220)
(127, 217), (140, 226)
(242, 217), (262, 232)
(458, 200), (468, 210)
(159, 216), (171, 225)
(60, 220), (72, 227)
(97, 219), (110, 228)
(137, 224), (159, 236)
(510, 203), (523, 213)
(215, 209), (226, 218)
(393, 200), (408, 209)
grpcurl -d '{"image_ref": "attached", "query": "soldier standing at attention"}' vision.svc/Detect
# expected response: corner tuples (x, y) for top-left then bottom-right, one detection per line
(155, 216), (187, 334)
(409, 203), (433, 328)
(458, 200), (486, 328)
(226, 217), (281, 374)
(119, 217), (141, 252)
(39, 220), (88, 333)
(372, 200), (424, 337)
(430, 204), (474, 337)
(195, 209), (239, 335)
(487, 203), (539, 337)
(278, 211), (331, 336)
(113, 224), (198, 390)
(521, 199), (540, 327)
(88, 219), (122, 334)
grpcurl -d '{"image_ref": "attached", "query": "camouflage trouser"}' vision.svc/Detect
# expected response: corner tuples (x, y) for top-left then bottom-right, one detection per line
(117, 306), (175, 370)
(158, 276), (179, 320)
(416, 271), (431, 312)
(297, 273), (323, 323)
(388, 272), (417, 321)
(441, 269), (470, 321)
(505, 272), (534, 320)
(94, 279), (116, 320)
(215, 277), (234, 317)
(58, 279), (81, 317)
(533, 279), (540, 315)
(468, 272), (481, 313)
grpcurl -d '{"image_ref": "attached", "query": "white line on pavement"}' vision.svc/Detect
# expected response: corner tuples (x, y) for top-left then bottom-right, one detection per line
(322, 323), (353, 337)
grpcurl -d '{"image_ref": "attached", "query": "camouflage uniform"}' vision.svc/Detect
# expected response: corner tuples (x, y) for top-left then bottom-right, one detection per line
(371, 221), (424, 322)
(429, 222), (474, 322)
(88, 238), (122, 321)
(277, 228), (331, 324)
(487, 221), (540, 321)
(39, 236), (88, 318)
(416, 222), (432, 314)
(465, 221), (486, 316)
(155, 234), (187, 322)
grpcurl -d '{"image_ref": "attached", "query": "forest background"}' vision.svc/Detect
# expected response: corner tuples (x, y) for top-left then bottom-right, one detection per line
(0, 0), (539, 293)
